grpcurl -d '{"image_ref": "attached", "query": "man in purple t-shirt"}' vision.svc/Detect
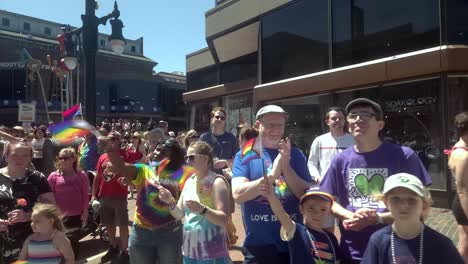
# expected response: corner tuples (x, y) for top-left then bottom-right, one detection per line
(320, 98), (432, 263)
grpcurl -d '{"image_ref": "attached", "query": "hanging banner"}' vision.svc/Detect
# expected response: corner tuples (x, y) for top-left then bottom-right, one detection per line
(18, 103), (36, 122)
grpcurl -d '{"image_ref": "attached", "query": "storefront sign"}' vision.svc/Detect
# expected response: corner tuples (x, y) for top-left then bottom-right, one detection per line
(18, 103), (36, 122)
(385, 96), (437, 111)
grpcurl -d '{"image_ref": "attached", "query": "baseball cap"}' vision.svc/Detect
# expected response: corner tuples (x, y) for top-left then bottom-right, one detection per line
(345, 98), (383, 120)
(383, 173), (426, 197)
(256, 105), (289, 120)
(300, 186), (334, 206)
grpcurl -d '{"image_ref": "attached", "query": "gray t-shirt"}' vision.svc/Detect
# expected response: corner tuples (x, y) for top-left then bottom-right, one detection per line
(200, 131), (239, 160)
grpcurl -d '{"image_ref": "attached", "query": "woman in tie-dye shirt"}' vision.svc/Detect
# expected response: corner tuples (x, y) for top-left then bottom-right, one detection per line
(159, 141), (232, 264)
(99, 138), (186, 264)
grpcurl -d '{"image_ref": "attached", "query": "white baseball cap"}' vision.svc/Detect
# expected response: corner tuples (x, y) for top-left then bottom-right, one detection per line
(255, 105), (288, 120)
(383, 173), (426, 197)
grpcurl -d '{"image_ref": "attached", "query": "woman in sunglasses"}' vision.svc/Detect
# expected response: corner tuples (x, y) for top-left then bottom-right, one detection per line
(47, 147), (89, 258)
(0, 141), (55, 263)
(159, 141), (232, 264)
(98, 137), (187, 264)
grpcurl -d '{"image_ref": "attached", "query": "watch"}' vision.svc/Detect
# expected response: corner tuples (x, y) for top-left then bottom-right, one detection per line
(376, 213), (384, 224)
(200, 206), (208, 215)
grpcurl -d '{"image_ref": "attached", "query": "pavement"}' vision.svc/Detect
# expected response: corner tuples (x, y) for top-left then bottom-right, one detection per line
(77, 200), (459, 263)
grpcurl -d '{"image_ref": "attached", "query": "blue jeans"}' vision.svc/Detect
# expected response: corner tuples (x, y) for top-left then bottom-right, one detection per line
(183, 256), (232, 264)
(129, 221), (183, 264)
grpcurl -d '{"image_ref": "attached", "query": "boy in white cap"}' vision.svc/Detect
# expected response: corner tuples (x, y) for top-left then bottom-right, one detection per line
(362, 173), (462, 264)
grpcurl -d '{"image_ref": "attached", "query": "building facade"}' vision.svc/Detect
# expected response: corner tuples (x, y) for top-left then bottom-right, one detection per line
(184, 0), (468, 206)
(0, 10), (186, 128)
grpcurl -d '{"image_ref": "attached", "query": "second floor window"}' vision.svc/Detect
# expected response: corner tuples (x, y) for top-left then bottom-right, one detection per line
(2, 18), (10, 27)
(100, 39), (106, 47)
(23, 22), (30, 32)
(131, 46), (136, 53)
(44, 27), (51, 35)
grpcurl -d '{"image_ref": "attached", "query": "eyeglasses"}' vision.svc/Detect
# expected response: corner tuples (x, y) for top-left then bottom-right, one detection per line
(347, 112), (376, 122)
(259, 121), (286, 130)
(58, 156), (72, 161)
(214, 115), (225, 121)
(184, 154), (196, 161)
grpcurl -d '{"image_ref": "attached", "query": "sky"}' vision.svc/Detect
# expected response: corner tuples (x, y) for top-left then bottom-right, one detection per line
(0, 0), (214, 73)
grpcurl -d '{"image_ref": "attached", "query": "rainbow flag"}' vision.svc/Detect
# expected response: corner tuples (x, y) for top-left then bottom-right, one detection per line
(241, 137), (261, 164)
(62, 103), (82, 121)
(49, 120), (100, 144)
(171, 165), (195, 191)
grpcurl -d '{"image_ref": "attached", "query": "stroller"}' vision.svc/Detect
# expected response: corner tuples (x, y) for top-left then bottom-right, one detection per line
(66, 171), (108, 243)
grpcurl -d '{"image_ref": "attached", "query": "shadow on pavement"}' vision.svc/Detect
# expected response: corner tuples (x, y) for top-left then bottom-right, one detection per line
(78, 238), (108, 261)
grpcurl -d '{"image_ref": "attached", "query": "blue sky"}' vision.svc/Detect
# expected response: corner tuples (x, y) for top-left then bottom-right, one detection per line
(0, 0), (214, 73)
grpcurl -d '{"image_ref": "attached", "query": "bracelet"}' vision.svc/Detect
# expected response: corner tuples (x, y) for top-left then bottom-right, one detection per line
(376, 213), (384, 224)
(168, 199), (177, 210)
(200, 206), (208, 215)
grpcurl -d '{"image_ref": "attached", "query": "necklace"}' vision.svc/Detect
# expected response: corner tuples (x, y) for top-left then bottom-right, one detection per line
(306, 227), (336, 264)
(391, 224), (424, 264)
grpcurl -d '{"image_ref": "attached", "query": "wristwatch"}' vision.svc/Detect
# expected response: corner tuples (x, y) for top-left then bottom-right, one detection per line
(376, 213), (384, 224)
(200, 206), (208, 215)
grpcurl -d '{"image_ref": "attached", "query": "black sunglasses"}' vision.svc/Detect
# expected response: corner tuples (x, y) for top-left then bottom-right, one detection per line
(184, 154), (196, 161)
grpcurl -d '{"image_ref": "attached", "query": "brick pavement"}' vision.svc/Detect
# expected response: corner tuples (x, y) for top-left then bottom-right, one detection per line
(79, 200), (460, 263)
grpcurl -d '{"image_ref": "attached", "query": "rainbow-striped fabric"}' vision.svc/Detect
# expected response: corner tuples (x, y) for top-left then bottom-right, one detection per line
(49, 120), (98, 144)
(241, 137), (261, 164)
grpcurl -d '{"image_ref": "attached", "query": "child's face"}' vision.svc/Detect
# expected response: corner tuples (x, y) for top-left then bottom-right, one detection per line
(384, 187), (425, 222)
(299, 196), (331, 229)
(31, 213), (54, 233)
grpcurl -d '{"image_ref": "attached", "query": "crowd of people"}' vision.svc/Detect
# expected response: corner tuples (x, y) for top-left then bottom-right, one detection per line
(0, 99), (466, 264)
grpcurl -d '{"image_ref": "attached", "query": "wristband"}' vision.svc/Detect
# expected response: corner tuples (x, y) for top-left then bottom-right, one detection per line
(200, 206), (208, 215)
(168, 199), (177, 210)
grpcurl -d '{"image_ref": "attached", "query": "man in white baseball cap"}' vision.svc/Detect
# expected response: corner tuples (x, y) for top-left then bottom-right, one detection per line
(231, 104), (313, 264)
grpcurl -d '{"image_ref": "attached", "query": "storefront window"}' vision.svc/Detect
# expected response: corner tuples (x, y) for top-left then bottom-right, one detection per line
(192, 101), (219, 134)
(447, 76), (468, 145)
(270, 94), (334, 157)
(187, 66), (219, 91)
(334, 78), (446, 190)
(223, 93), (253, 136)
(332, 0), (440, 67)
(261, 0), (329, 83)
(445, 0), (468, 44)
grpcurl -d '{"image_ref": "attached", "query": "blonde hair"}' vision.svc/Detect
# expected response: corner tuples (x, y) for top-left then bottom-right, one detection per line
(32, 203), (65, 232)
(373, 188), (433, 222)
(57, 147), (78, 172)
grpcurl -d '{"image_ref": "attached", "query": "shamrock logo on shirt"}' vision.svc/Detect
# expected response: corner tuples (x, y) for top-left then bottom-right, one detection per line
(354, 173), (385, 196)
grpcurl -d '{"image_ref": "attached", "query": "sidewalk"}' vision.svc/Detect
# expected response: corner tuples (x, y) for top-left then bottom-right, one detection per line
(80, 200), (459, 263)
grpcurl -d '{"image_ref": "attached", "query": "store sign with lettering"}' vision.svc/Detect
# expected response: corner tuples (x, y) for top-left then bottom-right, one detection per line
(385, 96), (437, 110)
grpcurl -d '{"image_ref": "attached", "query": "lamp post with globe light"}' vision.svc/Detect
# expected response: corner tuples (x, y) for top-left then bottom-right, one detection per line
(60, 0), (125, 125)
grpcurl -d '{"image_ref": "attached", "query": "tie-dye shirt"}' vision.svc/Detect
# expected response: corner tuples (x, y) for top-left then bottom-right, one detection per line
(181, 173), (229, 260)
(132, 163), (181, 229)
(78, 140), (98, 172)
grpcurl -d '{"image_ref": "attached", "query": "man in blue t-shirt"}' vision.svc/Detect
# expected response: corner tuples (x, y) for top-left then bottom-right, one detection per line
(232, 105), (313, 264)
(200, 106), (239, 172)
(320, 98), (432, 263)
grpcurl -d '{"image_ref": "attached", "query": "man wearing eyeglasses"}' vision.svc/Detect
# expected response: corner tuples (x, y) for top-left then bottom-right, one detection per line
(320, 98), (432, 263)
(231, 105), (313, 264)
(200, 106), (239, 172)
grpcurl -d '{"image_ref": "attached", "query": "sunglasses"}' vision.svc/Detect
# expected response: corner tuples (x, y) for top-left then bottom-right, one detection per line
(184, 154), (201, 161)
(214, 115), (225, 121)
(58, 156), (72, 161)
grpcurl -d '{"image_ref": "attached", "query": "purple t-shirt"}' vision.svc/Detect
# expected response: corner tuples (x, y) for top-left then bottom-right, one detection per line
(320, 141), (432, 261)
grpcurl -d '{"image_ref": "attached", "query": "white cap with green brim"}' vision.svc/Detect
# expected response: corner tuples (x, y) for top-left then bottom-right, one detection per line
(383, 173), (425, 197)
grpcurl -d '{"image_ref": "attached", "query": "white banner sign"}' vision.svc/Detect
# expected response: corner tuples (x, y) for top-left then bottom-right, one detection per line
(18, 103), (36, 122)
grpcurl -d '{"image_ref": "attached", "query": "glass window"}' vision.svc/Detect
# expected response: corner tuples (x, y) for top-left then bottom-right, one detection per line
(334, 78), (445, 190)
(223, 93), (253, 136)
(332, 0), (440, 67)
(2, 18), (10, 27)
(446, 0), (468, 44)
(261, 0), (329, 83)
(131, 46), (136, 53)
(269, 94), (334, 156)
(100, 39), (106, 47)
(23, 22), (30, 32)
(447, 76), (468, 145)
(220, 52), (257, 84)
(186, 65), (219, 91)
(44, 27), (51, 35)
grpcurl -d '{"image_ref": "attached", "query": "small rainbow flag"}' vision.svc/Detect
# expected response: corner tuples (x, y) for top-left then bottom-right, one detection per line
(49, 120), (100, 144)
(62, 103), (82, 121)
(241, 137), (261, 164)
(171, 165), (195, 191)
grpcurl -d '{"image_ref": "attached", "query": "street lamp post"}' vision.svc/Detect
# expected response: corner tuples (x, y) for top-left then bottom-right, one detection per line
(62, 0), (125, 125)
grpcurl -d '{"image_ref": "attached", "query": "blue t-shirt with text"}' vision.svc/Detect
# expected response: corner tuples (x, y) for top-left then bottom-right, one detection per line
(232, 147), (312, 252)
